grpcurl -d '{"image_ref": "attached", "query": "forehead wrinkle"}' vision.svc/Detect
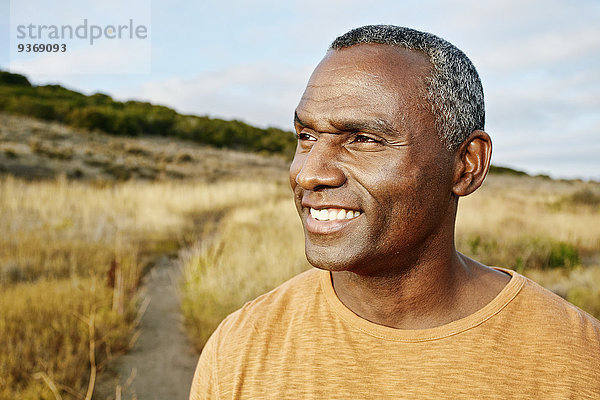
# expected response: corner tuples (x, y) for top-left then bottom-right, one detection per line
(301, 82), (394, 109)
(308, 74), (387, 92)
(304, 78), (385, 96)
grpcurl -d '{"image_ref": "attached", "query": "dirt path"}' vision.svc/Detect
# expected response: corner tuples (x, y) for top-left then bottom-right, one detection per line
(95, 255), (199, 400)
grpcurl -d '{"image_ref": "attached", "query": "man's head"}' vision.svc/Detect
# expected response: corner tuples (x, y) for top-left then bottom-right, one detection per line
(289, 25), (491, 275)
(331, 25), (485, 150)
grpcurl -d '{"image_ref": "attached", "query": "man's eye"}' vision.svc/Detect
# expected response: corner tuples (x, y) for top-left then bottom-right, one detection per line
(353, 134), (381, 143)
(297, 132), (316, 141)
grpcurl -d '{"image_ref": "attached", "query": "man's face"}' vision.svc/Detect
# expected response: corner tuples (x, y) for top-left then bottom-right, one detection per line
(289, 44), (459, 275)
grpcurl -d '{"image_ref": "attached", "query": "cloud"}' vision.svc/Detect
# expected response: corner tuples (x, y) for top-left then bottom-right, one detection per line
(475, 25), (600, 73)
(118, 62), (314, 130)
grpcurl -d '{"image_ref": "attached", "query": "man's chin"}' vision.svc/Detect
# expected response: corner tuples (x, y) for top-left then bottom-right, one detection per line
(304, 245), (361, 273)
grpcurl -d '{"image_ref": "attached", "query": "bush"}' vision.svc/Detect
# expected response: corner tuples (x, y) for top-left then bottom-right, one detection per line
(89, 92), (113, 106)
(488, 165), (528, 176)
(146, 106), (177, 135)
(113, 112), (144, 136)
(459, 235), (580, 272)
(4, 149), (18, 159)
(9, 97), (56, 120)
(569, 189), (600, 207)
(0, 71), (31, 86)
(67, 107), (115, 132)
(1, 72), (297, 157)
(548, 242), (580, 269)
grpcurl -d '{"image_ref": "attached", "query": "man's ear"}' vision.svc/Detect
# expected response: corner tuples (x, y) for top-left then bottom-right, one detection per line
(452, 130), (492, 197)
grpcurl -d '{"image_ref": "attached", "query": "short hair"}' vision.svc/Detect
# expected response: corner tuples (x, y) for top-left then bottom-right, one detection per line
(330, 25), (485, 150)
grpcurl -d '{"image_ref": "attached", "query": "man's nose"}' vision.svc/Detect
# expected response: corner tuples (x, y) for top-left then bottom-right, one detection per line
(295, 141), (346, 190)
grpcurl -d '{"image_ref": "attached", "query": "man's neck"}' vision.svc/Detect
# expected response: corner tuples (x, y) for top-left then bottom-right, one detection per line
(330, 251), (510, 330)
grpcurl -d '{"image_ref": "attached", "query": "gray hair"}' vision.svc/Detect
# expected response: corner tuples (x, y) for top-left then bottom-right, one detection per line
(330, 25), (485, 150)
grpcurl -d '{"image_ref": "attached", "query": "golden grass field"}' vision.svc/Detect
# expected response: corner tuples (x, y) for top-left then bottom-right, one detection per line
(1, 114), (599, 399)
(0, 172), (297, 399)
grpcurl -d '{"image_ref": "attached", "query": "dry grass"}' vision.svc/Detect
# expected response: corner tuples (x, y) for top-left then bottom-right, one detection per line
(181, 191), (308, 349)
(3, 112), (599, 397)
(0, 278), (134, 400)
(454, 175), (600, 317)
(456, 175), (600, 269)
(458, 175), (600, 248)
(1, 111), (295, 399)
(0, 113), (288, 182)
(0, 175), (290, 399)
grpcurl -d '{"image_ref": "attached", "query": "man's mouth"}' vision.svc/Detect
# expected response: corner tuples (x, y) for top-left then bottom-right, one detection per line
(309, 207), (362, 221)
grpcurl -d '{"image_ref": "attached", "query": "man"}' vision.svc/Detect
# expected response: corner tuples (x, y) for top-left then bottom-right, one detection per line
(190, 25), (600, 399)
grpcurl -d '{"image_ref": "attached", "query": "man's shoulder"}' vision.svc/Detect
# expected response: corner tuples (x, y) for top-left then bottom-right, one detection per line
(518, 272), (598, 320)
(215, 268), (322, 339)
(508, 270), (600, 342)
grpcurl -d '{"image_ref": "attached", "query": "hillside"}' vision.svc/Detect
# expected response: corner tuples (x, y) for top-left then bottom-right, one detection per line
(0, 71), (297, 157)
(0, 113), (289, 182)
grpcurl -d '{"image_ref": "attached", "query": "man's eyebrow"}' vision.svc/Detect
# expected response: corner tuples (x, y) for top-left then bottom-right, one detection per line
(294, 111), (305, 127)
(330, 118), (401, 137)
(295, 112), (403, 138)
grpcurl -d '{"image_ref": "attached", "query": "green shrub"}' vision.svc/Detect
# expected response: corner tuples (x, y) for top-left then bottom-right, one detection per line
(1, 72), (297, 157)
(89, 92), (113, 106)
(0, 71), (31, 86)
(569, 189), (600, 207)
(9, 97), (56, 120)
(113, 112), (144, 136)
(4, 149), (18, 159)
(548, 242), (580, 269)
(67, 107), (115, 132)
(488, 165), (528, 176)
(458, 235), (580, 271)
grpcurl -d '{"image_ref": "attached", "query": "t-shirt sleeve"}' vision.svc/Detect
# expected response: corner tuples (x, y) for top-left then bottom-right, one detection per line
(189, 329), (220, 400)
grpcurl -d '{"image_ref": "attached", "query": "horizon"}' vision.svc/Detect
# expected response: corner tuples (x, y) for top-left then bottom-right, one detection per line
(1, 0), (599, 180)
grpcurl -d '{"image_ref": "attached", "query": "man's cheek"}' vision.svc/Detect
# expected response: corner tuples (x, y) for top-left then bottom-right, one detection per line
(288, 158), (302, 189)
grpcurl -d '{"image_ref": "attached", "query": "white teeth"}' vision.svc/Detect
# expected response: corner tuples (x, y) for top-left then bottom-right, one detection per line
(318, 209), (329, 220)
(310, 208), (319, 219)
(310, 207), (361, 221)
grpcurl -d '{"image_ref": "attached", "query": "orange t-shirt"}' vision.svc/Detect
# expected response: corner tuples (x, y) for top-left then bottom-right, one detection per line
(190, 268), (600, 399)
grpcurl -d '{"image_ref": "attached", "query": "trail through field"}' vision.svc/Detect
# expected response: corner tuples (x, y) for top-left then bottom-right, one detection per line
(94, 255), (198, 400)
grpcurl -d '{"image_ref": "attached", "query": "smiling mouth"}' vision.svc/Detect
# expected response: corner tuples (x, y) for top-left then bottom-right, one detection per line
(309, 207), (362, 221)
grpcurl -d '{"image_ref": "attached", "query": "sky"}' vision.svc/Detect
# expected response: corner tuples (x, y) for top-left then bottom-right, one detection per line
(1, 0), (599, 180)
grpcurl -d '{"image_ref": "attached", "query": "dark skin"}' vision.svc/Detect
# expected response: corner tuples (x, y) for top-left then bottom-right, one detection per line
(289, 44), (510, 330)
